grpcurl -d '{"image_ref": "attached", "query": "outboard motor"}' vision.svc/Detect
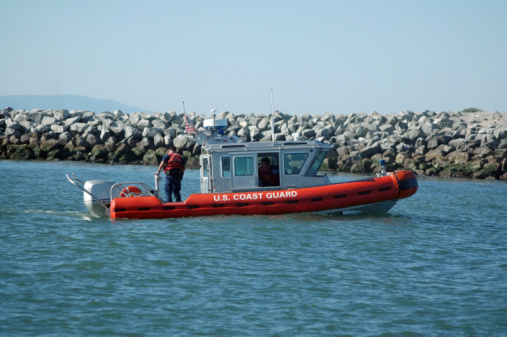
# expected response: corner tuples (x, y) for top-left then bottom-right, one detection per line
(83, 180), (117, 217)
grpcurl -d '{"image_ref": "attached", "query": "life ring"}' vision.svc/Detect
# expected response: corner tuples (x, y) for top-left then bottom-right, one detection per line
(120, 186), (142, 197)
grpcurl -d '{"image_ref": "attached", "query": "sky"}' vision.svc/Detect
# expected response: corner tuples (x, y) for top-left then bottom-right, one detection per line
(1, 0), (506, 116)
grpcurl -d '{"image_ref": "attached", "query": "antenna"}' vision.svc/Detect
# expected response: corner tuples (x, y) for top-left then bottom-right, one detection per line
(270, 90), (275, 143)
(182, 101), (186, 114)
(211, 109), (217, 130)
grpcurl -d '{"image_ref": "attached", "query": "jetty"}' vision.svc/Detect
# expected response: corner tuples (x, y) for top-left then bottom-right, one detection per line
(1, 107), (506, 180)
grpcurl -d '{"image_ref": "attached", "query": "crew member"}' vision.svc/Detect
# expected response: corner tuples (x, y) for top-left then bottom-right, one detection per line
(155, 145), (186, 202)
(258, 157), (280, 186)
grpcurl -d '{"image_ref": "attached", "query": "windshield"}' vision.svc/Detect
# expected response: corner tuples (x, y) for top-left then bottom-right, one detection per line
(284, 153), (309, 175)
(307, 150), (328, 176)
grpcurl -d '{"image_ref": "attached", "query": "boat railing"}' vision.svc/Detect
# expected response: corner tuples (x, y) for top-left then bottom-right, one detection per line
(110, 182), (159, 200)
(376, 159), (388, 177)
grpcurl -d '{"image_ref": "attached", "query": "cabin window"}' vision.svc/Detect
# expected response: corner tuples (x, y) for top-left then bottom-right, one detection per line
(284, 153), (309, 175)
(307, 150), (328, 176)
(202, 157), (209, 178)
(221, 156), (231, 177)
(234, 157), (254, 176)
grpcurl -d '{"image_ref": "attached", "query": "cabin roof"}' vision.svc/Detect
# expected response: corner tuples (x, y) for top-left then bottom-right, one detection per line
(204, 140), (331, 153)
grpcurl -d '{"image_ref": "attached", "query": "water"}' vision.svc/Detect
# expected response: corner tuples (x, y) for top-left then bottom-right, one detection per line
(1, 160), (507, 336)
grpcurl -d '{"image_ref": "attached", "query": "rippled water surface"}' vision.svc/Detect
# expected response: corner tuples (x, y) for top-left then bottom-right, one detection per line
(1, 160), (507, 336)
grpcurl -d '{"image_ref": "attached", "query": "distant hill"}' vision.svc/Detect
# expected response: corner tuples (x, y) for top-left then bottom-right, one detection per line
(0, 95), (152, 114)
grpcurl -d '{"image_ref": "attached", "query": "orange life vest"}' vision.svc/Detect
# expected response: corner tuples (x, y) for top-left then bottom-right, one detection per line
(163, 153), (185, 174)
(258, 165), (279, 186)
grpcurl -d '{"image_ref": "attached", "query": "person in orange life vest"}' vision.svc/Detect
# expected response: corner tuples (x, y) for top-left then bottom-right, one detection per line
(155, 145), (186, 202)
(258, 157), (280, 186)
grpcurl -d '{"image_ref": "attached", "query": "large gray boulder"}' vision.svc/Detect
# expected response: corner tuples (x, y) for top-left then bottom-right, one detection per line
(109, 122), (125, 137)
(124, 126), (142, 140)
(173, 134), (195, 151)
(142, 127), (163, 139)
(70, 123), (89, 135)
(359, 142), (382, 157)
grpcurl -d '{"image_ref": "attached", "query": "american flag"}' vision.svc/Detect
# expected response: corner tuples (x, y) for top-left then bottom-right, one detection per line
(183, 113), (197, 134)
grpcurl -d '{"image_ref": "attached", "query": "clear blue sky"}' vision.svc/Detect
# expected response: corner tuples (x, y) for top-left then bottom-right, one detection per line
(1, 0), (506, 115)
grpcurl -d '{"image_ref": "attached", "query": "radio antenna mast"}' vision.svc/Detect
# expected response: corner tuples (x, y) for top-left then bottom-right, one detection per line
(270, 90), (275, 144)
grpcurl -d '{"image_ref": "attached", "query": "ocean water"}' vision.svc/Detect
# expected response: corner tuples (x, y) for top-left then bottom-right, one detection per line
(1, 160), (506, 336)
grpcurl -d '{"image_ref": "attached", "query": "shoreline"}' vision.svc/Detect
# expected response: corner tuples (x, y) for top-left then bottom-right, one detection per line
(1, 108), (506, 180)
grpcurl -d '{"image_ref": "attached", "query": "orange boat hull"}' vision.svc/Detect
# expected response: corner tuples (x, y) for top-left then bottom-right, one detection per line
(110, 170), (418, 219)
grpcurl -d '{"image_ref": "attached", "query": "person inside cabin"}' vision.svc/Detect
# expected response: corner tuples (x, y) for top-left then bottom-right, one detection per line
(155, 145), (186, 202)
(258, 157), (280, 187)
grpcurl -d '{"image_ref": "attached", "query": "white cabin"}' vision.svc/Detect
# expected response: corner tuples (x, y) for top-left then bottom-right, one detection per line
(197, 118), (332, 194)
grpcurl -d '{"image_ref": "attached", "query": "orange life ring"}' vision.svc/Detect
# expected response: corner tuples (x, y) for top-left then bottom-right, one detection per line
(120, 186), (142, 197)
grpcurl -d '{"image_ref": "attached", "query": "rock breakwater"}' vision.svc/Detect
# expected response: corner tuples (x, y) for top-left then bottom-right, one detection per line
(1, 107), (507, 180)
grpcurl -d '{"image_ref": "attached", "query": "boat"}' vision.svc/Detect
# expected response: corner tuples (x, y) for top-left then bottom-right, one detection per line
(67, 115), (418, 219)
